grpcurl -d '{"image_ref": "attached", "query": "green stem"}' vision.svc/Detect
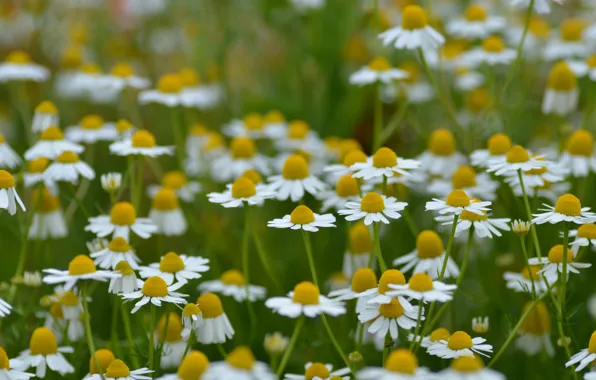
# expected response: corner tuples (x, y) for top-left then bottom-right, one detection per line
(111, 298), (122, 357)
(561, 223), (569, 317)
(439, 214), (459, 280)
(170, 107), (185, 169)
(518, 169), (542, 258)
(133, 157), (144, 211)
(519, 236), (537, 298)
(156, 306), (171, 369)
(321, 313), (353, 373)
(148, 304), (156, 371)
(120, 300), (141, 368)
(276, 316), (304, 377)
(379, 102), (409, 146)
(217, 344), (227, 358)
(82, 283), (105, 380)
(373, 222), (387, 271)
(382, 334), (391, 366)
(409, 305), (424, 350)
(301, 230), (319, 286)
(252, 230), (283, 292)
(182, 330), (195, 358)
(242, 205), (257, 343)
(373, 83), (383, 152)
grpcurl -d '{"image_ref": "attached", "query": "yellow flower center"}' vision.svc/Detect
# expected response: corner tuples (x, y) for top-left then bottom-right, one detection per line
(506, 145), (530, 163)
(451, 356), (483, 372)
(520, 301), (551, 335)
(157, 73), (182, 93)
(230, 137), (256, 159)
(265, 110), (285, 124)
(529, 17), (550, 38)
(416, 230), (444, 258)
(343, 150), (368, 166)
(35, 100), (58, 114)
(80, 63), (101, 74)
(29, 327), (58, 355)
(189, 123), (207, 136)
(81, 115), (104, 130)
(547, 245), (573, 264)
(157, 312), (183, 342)
(482, 36), (505, 53)
(566, 130), (594, 156)
(304, 363), (330, 380)
(443, 42), (466, 60)
(379, 298), (405, 318)
(447, 331), (473, 350)
(40, 126), (64, 141)
(368, 57), (391, 71)
(465, 88), (491, 113)
(111, 62), (134, 78)
(243, 113), (263, 131)
(350, 222), (372, 254)
(105, 360), (131, 378)
(131, 130), (157, 148)
(56, 151), (80, 163)
(578, 224), (596, 239)
(159, 252), (185, 273)
(561, 18), (585, 41)
(221, 269), (245, 286)
(464, 4), (487, 21)
(110, 202), (136, 225)
(547, 62), (577, 91)
(446, 189), (470, 207)
(339, 139), (362, 161)
(115, 261), (134, 275)
(378, 269), (406, 293)
(292, 281), (320, 305)
(401, 5), (428, 30)
(429, 129), (456, 156)
(282, 155), (310, 180)
(587, 55), (596, 68)
(68, 255), (96, 275)
(198, 293), (224, 318)
(0, 170), (14, 189)
(400, 61), (420, 84)
(177, 351), (209, 380)
(373, 147), (398, 168)
(452, 166), (477, 189)
(487, 134), (512, 155)
(360, 192), (385, 213)
(161, 171), (187, 190)
(335, 175), (359, 197)
(31, 187), (59, 213)
(6, 50), (31, 64)
(182, 303), (201, 317)
(589, 331), (596, 354)
(385, 349), (417, 374)
(204, 133), (225, 151)
(116, 120), (133, 133)
(60, 291), (79, 306)
(50, 303), (64, 318)
(142, 276), (169, 297)
(521, 265), (541, 280)
(231, 177), (257, 199)
(525, 157), (547, 174)
(241, 169), (262, 184)
(0, 347), (10, 370)
(179, 68), (201, 87)
(408, 273), (433, 292)
(153, 188), (180, 211)
(226, 347), (255, 371)
(351, 268), (378, 292)
(290, 205), (316, 224)
(460, 209), (487, 221)
(287, 120), (310, 139)
(89, 349), (115, 375)
(430, 328), (451, 342)
(28, 158), (49, 173)
(554, 193), (582, 216)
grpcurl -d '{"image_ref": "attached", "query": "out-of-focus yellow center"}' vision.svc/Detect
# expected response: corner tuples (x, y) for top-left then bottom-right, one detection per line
(131, 130), (157, 148)
(416, 230), (444, 258)
(40, 126), (64, 141)
(350, 222), (372, 254)
(56, 151), (80, 163)
(547, 245), (573, 264)
(351, 268), (377, 292)
(430, 328), (451, 342)
(378, 269), (406, 293)
(343, 149), (368, 166)
(287, 120), (310, 139)
(153, 188), (180, 211)
(335, 175), (359, 197)
(105, 360), (131, 378)
(89, 349), (115, 375)
(81, 115), (104, 130)
(28, 158), (49, 173)
(561, 18), (584, 42)
(231, 177), (257, 199)
(162, 171), (187, 189)
(547, 62), (577, 91)
(373, 147), (398, 168)
(230, 137), (256, 159)
(506, 145), (530, 163)
(368, 57), (391, 71)
(241, 169), (262, 184)
(578, 224), (596, 239)
(429, 129), (456, 156)
(221, 269), (245, 286)
(566, 130), (594, 156)
(111, 62), (134, 78)
(401, 5), (428, 30)
(198, 293), (225, 318)
(6, 50), (31, 64)
(157, 312), (183, 343)
(177, 351), (209, 379)
(452, 166), (477, 189)
(33, 187), (60, 213)
(35, 100), (58, 115)
(179, 68), (200, 86)
(243, 113), (263, 131)
(488, 134), (512, 155)
(465, 88), (491, 113)
(520, 301), (551, 335)
(464, 4), (487, 21)
(451, 356), (483, 372)
(157, 73), (183, 93)
(282, 155), (310, 180)
(385, 349), (417, 374)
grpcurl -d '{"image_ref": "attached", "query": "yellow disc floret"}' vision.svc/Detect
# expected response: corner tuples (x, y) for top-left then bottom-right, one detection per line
(351, 268), (378, 293)
(80, 115), (104, 130)
(105, 360), (131, 378)
(547, 62), (577, 91)
(429, 129), (456, 156)
(157, 73), (182, 93)
(115, 261), (134, 275)
(368, 57), (391, 71)
(68, 255), (96, 275)
(197, 293), (224, 318)
(379, 269), (406, 293)
(520, 301), (551, 335)
(221, 269), (245, 286)
(243, 113), (263, 131)
(287, 120), (310, 139)
(162, 171), (187, 189)
(566, 130), (594, 156)
(430, 328), (451, 342)
(32, 187), (60, 213)
(360, 192), (385, 213)
(350, 222), (372, 254)
(343, 149), (368, 166)
(292, 281), (320, 305)
(6, 50), (31, 64)
(416, 230), (444, 258)
(131, 130), (157, 148)
(153, 188), (180, 211)
(0, 170), (14, 189)
(230, 137), (256, 160)
(56, 151), (80, 163)
(226, 346), (255, 370)
(447, 331), (473, 350)
(232, 176), (257, 199)
(561, 18), (585, 42)
(29, 327), (58, 355)
(384, 349), (417, 374)
(547, 244), (573, 264)
(578, 224), (596, 239)
(35, 101), (58, 115)
(290, 205), (315, 224)
(452, 356), (484, 372)
(40, 126), (64, 141)
(177, 351), (209, 380)
(401, 5), (428, 30)
(110, 202), (136, 225)
(506, 145), (530, 163)
(305, 363), (330, 380)
(282, 155), (309, 180)
(554, 193), (581, 216)
(335, 175), (360, 197)
(488, 134), (512, 155)
(408, 273), (433, 292)
(142, 276), (169, 297)
(452, 166), (477, 189)
(157, 312), (183, 342)
(373, 147), (398, 168)
(379, 298), (405, 318)
(159, 252), (185, 273)
(111, 62), (134, 77)
(89, 349), (115, 375)
(482, 36), (505, 53)
(446, 189), (470, 207)
(464, 4), (487, 21)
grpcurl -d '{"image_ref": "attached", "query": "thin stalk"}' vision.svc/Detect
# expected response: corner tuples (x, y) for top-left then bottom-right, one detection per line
(156, 306), (171, 369)
(301, 230), (319, 286)
(439, 214), (459, 280)
(276, 316), (305, 377)
(82, 283), (105, 380)
(111, 298), (122, 357)
(182, 330), (195, 358)
(321, 314), (353, 373)
(170, 107), (185, 169)
(217, 344), (227, 358)
(519, 235), (537, 298)
(373, 83), (383, 152)
(242, 205), (257, 343)
(373, 222), (387, 271)
(409, 305), (424, 350)
(518, 170), (542, 258)
(382, 334), (391, 366)
(561, 223), (569, 317)
(120, 300), (141, 368)
(252, 231), (283, 292)
(133, 157), (144, 211)
(379, 102), (409, 146)
(148, 304), (156, 371)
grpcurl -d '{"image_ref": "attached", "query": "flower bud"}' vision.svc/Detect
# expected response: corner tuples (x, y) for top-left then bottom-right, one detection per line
(101, 172), (122, 193)
(472, 316), (489, 334)
(264, 332), (288, 356)
(512, 220), (530, 236)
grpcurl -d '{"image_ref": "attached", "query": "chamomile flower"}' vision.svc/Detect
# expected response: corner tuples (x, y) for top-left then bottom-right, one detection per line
(42, 255), (115, 290)
(542, 61), (579, 116)
(210, 137), (270, 183)
(43, 151), (95, 184)
(529, 244), (591, 283)
(387, 273), (456, 303)
(32, 101), (59, 133)
(92, 359), (153, 380)
(85, 202), (158, 240)
(355, 269), (406, 305)
(379, 5), (445, 51)
(83, 349), (115, 379)
(24, 126), (84, 161)
(470, 134), (513, 169)
(148, 171), (200, 202)
(570, 224), (596, 251)
(149, 189), (187, 236)
(454, 67), (485, 91)
(487, 145), (546, 176)
(110, 130), (174, 157)
(155, 313), (186, 369)
(179, 68), (222, 109)
(109, 261), (139, 295)
(0, 298), (12, 318)
(138, 73), (183, 107)
(265, 281), (346, 318)
(284, 362), (350, 380)
(394, 230), (460, 279)
(195, 293), (235, 344)
(358, 295), (421, 340)
(438, 355), (505, 380)
(427, 331), (493, 359)
(426, 189), (491, 217)
(349, 57), (409, 85)
(208, 176), (275, 208)
(544, 18), (589, 61)
(568, 54), (596, 81)
(352, 148), (420, 180)
(566, 331), (596, 371)
(357, 349), (431, 380)
(181, 304), (203, 339)
(223, 113), (284, 140)
(436, 204), (511, 239)
(0, 133), (21, 169)
(156, 351), (209, 380)
(139, 252), (209, 285)
(408, 327), (452, 349)
(503, 266), (550, 295)
(268, 205), (336, 232)
(505, 158), (568, 191)
(0, 51), (50, 82)
(121, 276), (187, 313)
(418, 129), (466, 179)
(328, 268), (377, 313)
(338, 192), (408, 225)
(342, 222), (373, 278)
(64, 115), (118, 144)
(101, 62), (150, 93)
(199, 270), (266, 302)
(532, 193), (596, 224)
(90, 237), (141, 269)
(15, 327), (74, 378)
(266, 154), (327, 202)
(316, 175), (361, 212)
(428, 166), (498, 201)
(510, 0), (565, 14)
(461, 36), (517, 68)
(203, 346), (275, 380)
(323, 149), (368, 182)
(274, 120), (324, 154)
(559, 130), (596, 177)
(516, 302), (555, 357)
(446, 5), (505, 40)
(28, 187), (68, 240)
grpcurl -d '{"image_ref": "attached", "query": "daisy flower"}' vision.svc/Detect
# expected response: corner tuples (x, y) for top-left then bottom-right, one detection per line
(351, 147), (420, 180)
(470, 133), (513, 169)
(156, 350), (209, 380)
(461, 36), (517, 68)
(267, 154), (327, 202)
(446, 5), (505, 40)
(341, 222), (373, 278)
(138, 73), (183, 107)
(357, 349), (431, 380)
(328, 268), (378, 313)
(387, 273), (456, 303)
(23, 158), (50, 188)
(436, 203), (511, 239)
(438, 355), (505, 380)
(139, 251), (209, 285)
(109, 261), (139, 295)
(428, 166), (499, 201)
(199, 269), (266, 302)
(147, 171), (200, 202)
(379, 5), (445, 51)
(510, 0), (564, 14)
(0, 133), (21, 169)
(570, 223), (596, 251)
(24, 126), (84, 161)
(529, 244), (591, 283)
(101, 62), (150, 93)
(505, 158), (568, 190)
(487, 145), (546, 176)
(203, 346), (275, 380)
(149, 188), (187, 236)
(532, 193), (596, 225)
(454, 67), (485, 92)
(566, 331), (596, 371)
(559, 130), (596, 177)
(110, 130), (174, 157)
(210, 137), (270, 183)
(180, 304), (203, 339)
(0, 50), (49, 82)
(83, 349), (115, 379)
(340, 192), (408, 225)
(503, 266), (550, 295)
(32, 101), (59, 133)
(394, 230), (460, 279)
(195, 293), (235, 344)
(223, 112), (285, 140)
(284, 362), (350, 380)
(155, 313), (186, 369)
(85, 202), (158, 240)
(268, 205), (336, 232)
(179, 68), (222, 110)
(0, 298), (11, 318)
(516, 301), (555, 357)
(121, 276), (187, 313)
(265, 281), (346, 318)
(14, 328), (74, 378)
(408, 327), (452, 349)
(274, 120), (324, 154)
(65, 115), (118, 145)
(358, 296), (421, 341)
(90, 236), (141, 269)
(91, 359), (152, 380)
(42, 255), (114, 291)
(542, 61), (579, 116)
(315, 175), (361, 212)
(417, 129), (466, 179)
(427, 330), (493, 359)
(43, 151), (95, 184)
(568, 54), (596, 81)
(323, 149), (368, 182)
(29, 187), (68, 240)
(544, 18), (589, 61)
(208, 176), (275, 208)
(349, 57), (409, 85)
(355, 269), (406, 305)
(426, 189), (491, 217)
